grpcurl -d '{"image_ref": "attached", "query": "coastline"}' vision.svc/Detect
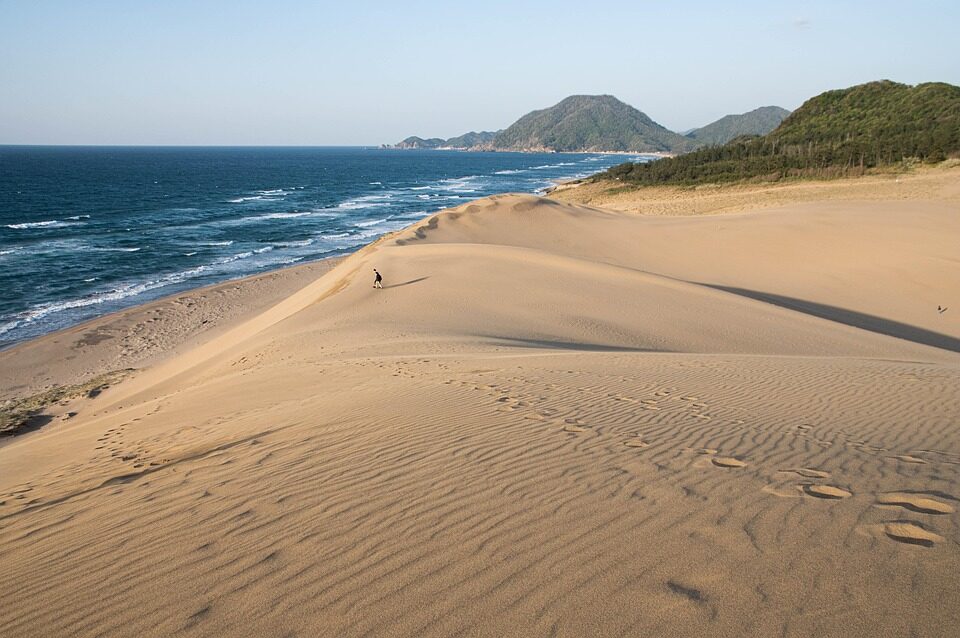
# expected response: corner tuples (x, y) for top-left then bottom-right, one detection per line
(0, 256), (342, 404)
(5, 164), (958, 424)
(1, 147), (641, 353)
(383, 146), (673, 157)
(1, 182), (958, 636)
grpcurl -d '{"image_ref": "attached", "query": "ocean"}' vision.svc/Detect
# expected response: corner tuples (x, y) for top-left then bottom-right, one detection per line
(0, 146), (651, 348)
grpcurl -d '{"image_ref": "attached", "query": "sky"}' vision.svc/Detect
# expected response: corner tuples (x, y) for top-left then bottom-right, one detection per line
(1, 0), (958, 145)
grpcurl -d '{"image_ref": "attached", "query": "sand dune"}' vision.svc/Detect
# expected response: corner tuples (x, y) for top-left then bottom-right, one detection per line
(1, 192), (958, 637)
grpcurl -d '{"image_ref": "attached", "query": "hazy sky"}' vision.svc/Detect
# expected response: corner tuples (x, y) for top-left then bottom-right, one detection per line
(2, 0), (958, 145)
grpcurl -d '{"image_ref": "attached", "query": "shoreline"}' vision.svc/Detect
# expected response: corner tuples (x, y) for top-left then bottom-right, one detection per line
(383, 147), (673, 157)
(0, 255), (342, 404)
(1, 149), (638, 356)
(1, 184), (958, 635)
(5, 165), (958, 407)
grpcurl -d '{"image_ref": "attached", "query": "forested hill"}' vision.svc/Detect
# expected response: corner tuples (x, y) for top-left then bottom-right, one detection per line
(490, 95), (696, 153)
(602, 81), (960, 185)
(685, 106), (791, 146)
(393, 132), (498, 149)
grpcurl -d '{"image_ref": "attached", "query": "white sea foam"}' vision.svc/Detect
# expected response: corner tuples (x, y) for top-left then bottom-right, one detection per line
(251, 212), (312, 221)
(394, 210), (428, 220)
(92, 246), (142, 253)
(217, 251), (254, 264)
(494, 169), (525, 175)
(337, 200), (389, 210)
(353, 218), (389, 228)
(6, 219), (77, 229)
(184, 252), (198, 256)
(0, 265), (213, 337)
(0, 238), (308, 337)
(353, 221), (408, 239)
(201, 241), (234, 246)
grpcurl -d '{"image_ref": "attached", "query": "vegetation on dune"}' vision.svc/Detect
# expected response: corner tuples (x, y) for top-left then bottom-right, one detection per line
(0, 369), (133, 436)
(601, 81), (960, 186)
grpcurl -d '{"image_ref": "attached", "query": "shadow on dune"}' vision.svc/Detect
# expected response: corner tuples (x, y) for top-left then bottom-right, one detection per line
(381, 277), (429, 289)
(699, 284), (960, 354)
(481, 335), (659, 353)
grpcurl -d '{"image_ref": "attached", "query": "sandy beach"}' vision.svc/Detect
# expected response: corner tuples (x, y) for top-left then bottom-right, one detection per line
(1, 176), (959, 637)
(0, 258), (342, 406)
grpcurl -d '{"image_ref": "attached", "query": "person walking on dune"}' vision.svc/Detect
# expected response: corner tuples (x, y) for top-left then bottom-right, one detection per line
(373, 269), (383, 289)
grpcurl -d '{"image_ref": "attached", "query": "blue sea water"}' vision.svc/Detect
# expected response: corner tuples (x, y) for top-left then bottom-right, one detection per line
(0, 146), (651, 348)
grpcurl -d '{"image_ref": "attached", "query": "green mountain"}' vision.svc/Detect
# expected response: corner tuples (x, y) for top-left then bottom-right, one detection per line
(443, 131), (498, 148)
(490, 95), (695, 153)
(603, 81), (960, 185)
(394, 136), (446, 149)
(685, 106), (791, 147)
(393, 131), (498, 149)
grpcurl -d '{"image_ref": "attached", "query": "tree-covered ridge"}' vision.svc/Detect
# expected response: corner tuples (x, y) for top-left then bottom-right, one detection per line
(685, 106), (791, 146)
(602, 81), (960, 185)
(490, 95), (696, 153)
(443, 131), (498, 148)
(394, 136), (446, 149)
(393, 131), (499, 149)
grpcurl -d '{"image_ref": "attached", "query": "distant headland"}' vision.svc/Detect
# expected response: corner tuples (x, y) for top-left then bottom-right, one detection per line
(385, 95), (790, 154)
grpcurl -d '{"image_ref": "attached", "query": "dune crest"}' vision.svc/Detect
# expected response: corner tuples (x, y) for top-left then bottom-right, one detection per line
(1, 193), (958, 637)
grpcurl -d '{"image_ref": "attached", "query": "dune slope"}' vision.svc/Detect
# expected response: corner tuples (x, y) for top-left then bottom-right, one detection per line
(1, 194), (958, 638)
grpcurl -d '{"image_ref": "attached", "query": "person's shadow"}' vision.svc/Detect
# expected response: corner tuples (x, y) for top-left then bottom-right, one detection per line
(381, 276), (429, 289)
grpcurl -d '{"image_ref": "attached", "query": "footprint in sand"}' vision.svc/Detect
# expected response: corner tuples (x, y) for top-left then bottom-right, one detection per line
(696, 448), (718, 455)
(802, 484), (852, 499)
(779, 468), (831, 479)
(876, 492), (955, 515)
(883, 522), (943, 547)
(891, 455), (928, 464)
(563, 424), (588, 433)
(624, 438), (648, 448)
(712, 457), (746, 468)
